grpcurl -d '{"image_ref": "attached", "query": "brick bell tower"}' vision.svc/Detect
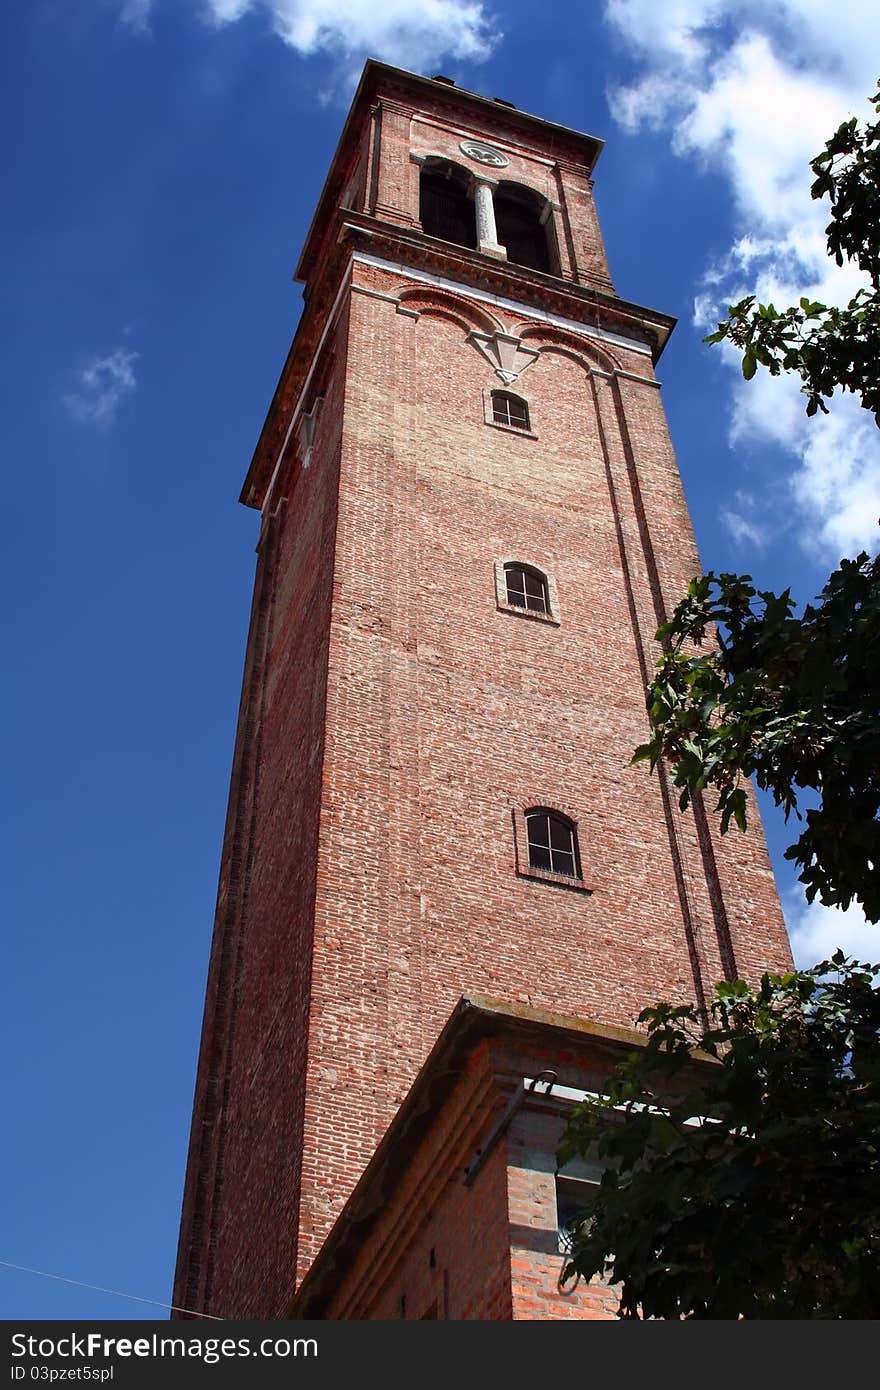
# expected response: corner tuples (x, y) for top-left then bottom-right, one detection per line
(174, 62), (791, 1320)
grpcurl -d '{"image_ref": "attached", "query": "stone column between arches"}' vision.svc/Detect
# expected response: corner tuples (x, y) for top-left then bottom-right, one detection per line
(472, 175), (507, 259)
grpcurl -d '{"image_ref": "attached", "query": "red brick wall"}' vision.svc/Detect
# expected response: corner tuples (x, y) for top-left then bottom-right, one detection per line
(507, 1105), (619, 1320)
(308, 1028), (634, 1321)
(319, 1041), (514, 1320)
(291, 261), (788, 1266)
(174, 304), (353, 1319)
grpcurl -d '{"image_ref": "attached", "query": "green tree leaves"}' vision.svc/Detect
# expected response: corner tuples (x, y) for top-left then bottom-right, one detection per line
(637, 555), (880, 922)
(639, 87), (880, 910)
(559, 959), (880, 1319)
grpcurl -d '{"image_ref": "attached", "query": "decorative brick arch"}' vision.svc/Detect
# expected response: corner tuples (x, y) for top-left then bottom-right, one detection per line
(396, 285), (504, 338)
(417, 152), (475, 182)
(496, 173), (555, 203)
(514, 323), (623, 375)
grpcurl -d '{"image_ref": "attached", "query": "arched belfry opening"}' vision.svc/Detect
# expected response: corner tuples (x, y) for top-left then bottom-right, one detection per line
(494, 182), (555, 273)
(418, 161), (556, 273)
(419, 159), (476, 250)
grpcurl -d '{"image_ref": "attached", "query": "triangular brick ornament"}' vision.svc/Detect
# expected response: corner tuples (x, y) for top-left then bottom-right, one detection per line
(468, 331), (539, 384)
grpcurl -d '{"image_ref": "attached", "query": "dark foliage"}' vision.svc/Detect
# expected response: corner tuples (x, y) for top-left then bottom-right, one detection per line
(559, 956), (880, 1319)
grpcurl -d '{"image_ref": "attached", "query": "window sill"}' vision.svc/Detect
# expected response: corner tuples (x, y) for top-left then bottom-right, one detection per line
(484, 418), (538, 440)
(517, 865), (593, 893)
(496, 601), (560, 626)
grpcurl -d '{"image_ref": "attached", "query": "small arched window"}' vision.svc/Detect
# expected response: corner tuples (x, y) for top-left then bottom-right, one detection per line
(494, 559), (560, 625)
(525, 809), (581, 879)
(491, 390), (530, 430)
(504, 563), (549, 615)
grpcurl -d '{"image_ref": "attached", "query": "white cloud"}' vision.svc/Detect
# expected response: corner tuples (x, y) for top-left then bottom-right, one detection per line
(207, 1), (253, 19)
(201, 1), (498, 86)
(791, 405), (880, 557)
(604, 1), (880, 561)
(785, 893), (878, 970)
(123, 1), (497, 92)
(714, 351), (880, 560)
(119, 0), (152, 30)
(605, 1), (876, 96)
(63, 349), (138, 428)
(719, 495), (767, 549)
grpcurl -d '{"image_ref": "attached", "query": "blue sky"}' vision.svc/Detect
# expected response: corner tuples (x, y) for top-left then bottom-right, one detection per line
(2, 0), (878, 1321)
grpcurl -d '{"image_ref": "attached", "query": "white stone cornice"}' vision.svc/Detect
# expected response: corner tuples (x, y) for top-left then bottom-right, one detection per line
(349, 248), (654, 358)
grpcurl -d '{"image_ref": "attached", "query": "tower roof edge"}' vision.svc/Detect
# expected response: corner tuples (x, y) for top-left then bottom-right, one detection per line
(294, 59), (605, 288)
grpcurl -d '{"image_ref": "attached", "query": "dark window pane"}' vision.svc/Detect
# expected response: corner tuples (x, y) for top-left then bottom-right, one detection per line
(528, 842), (552, 872)
(491, 392), (529, 430)
(549, 816), (573, 853)
(526, 812), (550, 847)
(505, 566), (526, 605)
(523, 572), (547, 612)
(525, 810), (582, 879)
(504, 566), (549, 614)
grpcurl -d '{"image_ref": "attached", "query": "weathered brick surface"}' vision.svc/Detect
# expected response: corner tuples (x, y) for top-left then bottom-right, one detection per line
(173, 303), (354, 1320)
(299, 1021), (642, 1320)
(174, 65), (792, 1320)
(506, 1104), (620, 1321)
(313, 1039), (514, 1320)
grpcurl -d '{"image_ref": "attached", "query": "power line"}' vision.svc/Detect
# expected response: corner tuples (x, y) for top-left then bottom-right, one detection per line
(0, 1258), (222, 1321)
